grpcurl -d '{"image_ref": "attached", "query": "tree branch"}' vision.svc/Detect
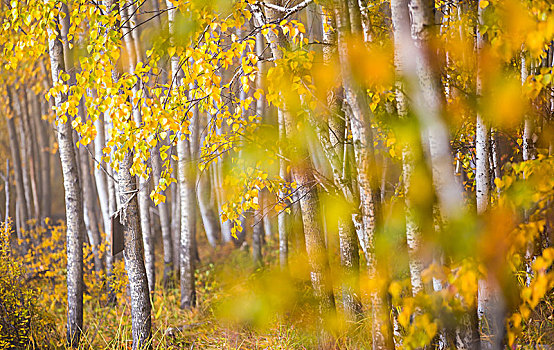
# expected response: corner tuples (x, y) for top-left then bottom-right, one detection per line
(260, 0), (313, 17)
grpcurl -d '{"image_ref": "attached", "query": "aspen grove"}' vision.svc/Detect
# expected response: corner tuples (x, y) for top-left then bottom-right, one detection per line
(0, 0), (552, 349)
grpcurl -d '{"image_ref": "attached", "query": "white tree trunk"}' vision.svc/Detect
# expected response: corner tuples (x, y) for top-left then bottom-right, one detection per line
(390, 0), (426, 297)
(251, 3), (336, 345)
(333, 0), (393, 345)
(121, 0), (156, 294)
(92, 108), (110, 244)
(118, 151), (153, 348)
(475, 7), (505, 350)
(177, 136), (196, 308)
(196, 113), (221, 247)
(391, 0), (480, 348)
(47, 15), (84, 346)
(5, 108), (28, 239)
(152, 142), (175, 286)
(166, 0), (196, 308)
(277, 110), (288, 268)
(103, 1), (153, 346)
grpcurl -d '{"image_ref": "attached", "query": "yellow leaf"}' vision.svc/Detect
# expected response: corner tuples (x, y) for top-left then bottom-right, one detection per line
(254, 89), (262, 100)
(388, 281), (402, 299)
(155, 303), (163, 319)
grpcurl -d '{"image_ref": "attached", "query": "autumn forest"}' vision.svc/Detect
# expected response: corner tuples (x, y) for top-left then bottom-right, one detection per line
(0, 0), (552, 349)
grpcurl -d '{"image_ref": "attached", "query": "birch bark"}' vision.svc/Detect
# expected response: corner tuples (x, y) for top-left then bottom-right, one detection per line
(188, 88), (199, 262)
(121, 1), (156, 293)
(407, 0), (465, 218)
(20, 90), (40, 220)
(333, 0), (393, 345)
(251, 2), (336, 343)
(148, 0), (174, 287)
(47, 10), (84, 346)
(252, 198), (264, 266)
(390, 0), (425, 297)
(476, 6), (504, 350)
(166, 0), (196, 308)
(59, 6), (104, 273)
(196, 112), (220, 247)
(10, 89), (33, 225)
(78, 135), (104, 273)
(92, 107), (110, 234)
(33, 94), (51, 221)
(171, 164), (181, 276)
(521, 53), (535, 162)
(151, 143), (175, 286)
(3, 160), (9, 225)
(118, 152), (153, 348)
(5, 108), (27, 238)
(391, 0), (481, 347)
(278, 109), (288, 268)
(197, 158), (221, 247)
(308, 8), (363, 325)
(177, 136), (196, 308)
(105, 0), (152, 346)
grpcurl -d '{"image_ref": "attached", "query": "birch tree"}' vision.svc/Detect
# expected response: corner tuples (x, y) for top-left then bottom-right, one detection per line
(0, 0), (553, 348)
(391, 0), (480, 347)
(105, 0), (153, 346)
(333, 0), (393, 345)
(46, 6), (84, 346)
(166, 0), (196, 309)
(5, 104), (27, 238)
(251, 1), (336, 343)
(475, 3), (505, 349)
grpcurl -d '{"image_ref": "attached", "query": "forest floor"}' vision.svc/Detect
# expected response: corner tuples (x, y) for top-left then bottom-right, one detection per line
(82, 240), (319, 349)
(5, 221), (554, 349)
(21, 224), (335, 349)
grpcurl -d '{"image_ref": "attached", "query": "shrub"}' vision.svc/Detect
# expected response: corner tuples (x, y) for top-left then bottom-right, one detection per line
(0, 222), (59, 349)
